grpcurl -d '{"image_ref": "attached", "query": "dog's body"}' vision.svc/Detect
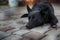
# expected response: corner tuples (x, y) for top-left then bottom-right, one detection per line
(21, 2), (58, 29)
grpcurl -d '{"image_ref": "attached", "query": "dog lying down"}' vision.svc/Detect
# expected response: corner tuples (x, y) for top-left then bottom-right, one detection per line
(21, 2), (58, 29)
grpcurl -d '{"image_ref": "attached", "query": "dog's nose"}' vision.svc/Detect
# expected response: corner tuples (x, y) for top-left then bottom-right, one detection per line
(26, 24), (30, 29)
(26, 24), (33, 29)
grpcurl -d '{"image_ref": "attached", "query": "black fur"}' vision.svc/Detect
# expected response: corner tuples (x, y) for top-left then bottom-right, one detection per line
(21, 2), (58, 29)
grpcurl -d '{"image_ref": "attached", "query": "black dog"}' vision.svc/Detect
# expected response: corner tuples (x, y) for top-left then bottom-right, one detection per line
(21, 2), (58, 29)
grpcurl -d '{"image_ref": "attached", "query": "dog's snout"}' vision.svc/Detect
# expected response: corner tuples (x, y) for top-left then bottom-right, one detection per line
(26, 24), (30, 29)
(26, 24), (34, 29)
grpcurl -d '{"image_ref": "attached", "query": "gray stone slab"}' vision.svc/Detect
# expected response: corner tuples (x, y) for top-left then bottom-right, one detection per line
(2, 35), (22, 40)
(0, 31), (11, 40)
(31, 25), (50, 34)
(13, 30), (30, 36)
(7, 28), (20, 34)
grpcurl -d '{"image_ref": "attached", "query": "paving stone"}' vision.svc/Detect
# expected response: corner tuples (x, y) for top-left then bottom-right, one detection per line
(31, 25), (50, 34)
(2, 35), (22, 40)
(0, 31), (11, 40)
(13, 30), (30, 36)
(7, 28), (20, 34)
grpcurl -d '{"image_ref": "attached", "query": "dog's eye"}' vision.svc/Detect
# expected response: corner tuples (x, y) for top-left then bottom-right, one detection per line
(32, 16), (35, 19)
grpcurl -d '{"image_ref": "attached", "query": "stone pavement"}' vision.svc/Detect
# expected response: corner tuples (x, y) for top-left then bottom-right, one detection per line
(0, 4), (60, 40)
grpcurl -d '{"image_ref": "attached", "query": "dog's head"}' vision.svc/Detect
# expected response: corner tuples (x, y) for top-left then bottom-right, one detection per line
(21, 12), (44, 29)
(22, 11), (43, 29)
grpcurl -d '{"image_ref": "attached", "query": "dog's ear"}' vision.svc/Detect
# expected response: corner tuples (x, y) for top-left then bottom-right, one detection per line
(21, 14), (28, 18)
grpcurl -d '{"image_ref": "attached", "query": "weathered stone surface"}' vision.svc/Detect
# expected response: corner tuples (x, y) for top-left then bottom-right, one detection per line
(0, 31), (11, 40)
(0, 4), (60, 40)
(2, 35), (22, 40)
(13, 30), (30, 36)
